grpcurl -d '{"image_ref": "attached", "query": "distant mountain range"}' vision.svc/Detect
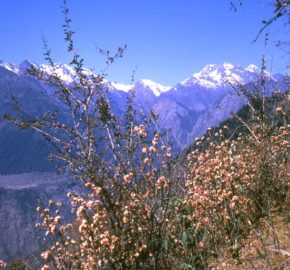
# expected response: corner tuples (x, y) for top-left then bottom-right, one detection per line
(0, 59), (287, 174)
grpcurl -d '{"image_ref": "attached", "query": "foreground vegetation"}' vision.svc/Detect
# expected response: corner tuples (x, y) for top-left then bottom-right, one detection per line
(3, 83), (289, 270)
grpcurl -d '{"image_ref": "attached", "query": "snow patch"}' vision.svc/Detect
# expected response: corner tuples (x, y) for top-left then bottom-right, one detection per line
(39, 63), (76, 84)
(0, 61), (19, 74)
(180, 62), (270, 89)
(246, 64), (259, 73)
(110, 82), (133, 92)
(138, 79), (171, 96)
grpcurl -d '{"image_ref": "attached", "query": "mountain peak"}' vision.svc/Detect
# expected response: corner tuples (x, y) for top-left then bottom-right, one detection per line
(19, 60), (38, 75)
(181, 63), (262, 89)
(222, 62), (235, 69)
(0, 60), (19, 74)
(110, 82), (133, 92)
(136, 79), (171, 96)
(245, 64), (259, 72)
(39, 63), (76, 84)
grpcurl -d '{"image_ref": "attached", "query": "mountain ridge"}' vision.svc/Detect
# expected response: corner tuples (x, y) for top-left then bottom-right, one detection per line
(1, 59), (283, 96)
(0, 59), (287, 173)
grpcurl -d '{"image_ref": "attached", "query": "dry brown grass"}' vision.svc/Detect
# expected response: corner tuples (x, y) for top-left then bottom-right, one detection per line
(209, 213), (290, 270)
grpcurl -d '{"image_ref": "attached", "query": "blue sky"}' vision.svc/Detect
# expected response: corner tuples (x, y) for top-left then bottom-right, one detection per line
(0, 0), (288, 85)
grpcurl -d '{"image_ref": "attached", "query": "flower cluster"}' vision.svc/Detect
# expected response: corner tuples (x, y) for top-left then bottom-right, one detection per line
(34, 119), (289, 269)
(133, 124), (147, 138)
(183, 122), (289, 260)
(0, 260), (6, 269)
(35, 127), (181, 269)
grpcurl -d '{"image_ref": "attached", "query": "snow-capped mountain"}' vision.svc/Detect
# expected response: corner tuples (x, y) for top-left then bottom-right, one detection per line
(0, 59), (286, 159)
(12, 60), (282, 97)
(17, 60), (171, 96)
(154, 62), (286, 147)
(19, 60), (96, 85)
(39, 63), (77, 84)
(135, 79), (171, 96)
(180, 62), (278, 89)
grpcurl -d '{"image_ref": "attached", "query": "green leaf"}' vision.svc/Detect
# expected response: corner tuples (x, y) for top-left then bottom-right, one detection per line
(163, 239), (168, 252)
(182, 231), (188, 245)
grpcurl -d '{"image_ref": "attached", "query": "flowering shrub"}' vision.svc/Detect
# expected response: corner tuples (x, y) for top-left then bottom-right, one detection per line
(34, 129), (185, 269)
(30, 115), (289, 269)
(181, 115), (289, 267)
